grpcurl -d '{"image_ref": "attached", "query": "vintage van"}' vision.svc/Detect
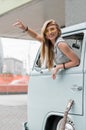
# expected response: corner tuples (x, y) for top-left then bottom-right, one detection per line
(24, 22), (86, 130)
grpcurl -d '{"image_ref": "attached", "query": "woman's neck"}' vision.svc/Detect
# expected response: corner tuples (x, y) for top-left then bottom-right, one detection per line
(51, 39), (55, 45)
(51, 36), (59, 45)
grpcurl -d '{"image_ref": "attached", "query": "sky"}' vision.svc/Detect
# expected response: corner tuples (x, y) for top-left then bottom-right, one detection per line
(1, 37), (41, 72)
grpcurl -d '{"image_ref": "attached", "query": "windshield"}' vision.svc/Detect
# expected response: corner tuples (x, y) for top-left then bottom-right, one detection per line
(28, 41), (41, 72)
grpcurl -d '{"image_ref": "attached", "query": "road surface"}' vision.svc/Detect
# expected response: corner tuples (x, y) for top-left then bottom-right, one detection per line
(0, 94), (27, 130)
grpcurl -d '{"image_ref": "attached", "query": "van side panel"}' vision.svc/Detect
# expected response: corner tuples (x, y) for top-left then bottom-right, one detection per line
(27, 28), (86, 130)
(28, 67), (83, 130)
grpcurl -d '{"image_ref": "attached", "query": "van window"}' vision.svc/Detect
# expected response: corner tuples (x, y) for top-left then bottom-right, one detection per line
(63, 33), (84, 58)
(34, 33), (84, 70)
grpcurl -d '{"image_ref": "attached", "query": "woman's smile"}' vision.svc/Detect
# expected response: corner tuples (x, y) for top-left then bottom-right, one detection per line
(45, 25), (58, 41)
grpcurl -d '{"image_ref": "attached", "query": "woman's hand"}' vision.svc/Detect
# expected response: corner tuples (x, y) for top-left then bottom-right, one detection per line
(13, 19), (27, 31)
(52, 66), (59, 80)
(52, 64), (64, 80)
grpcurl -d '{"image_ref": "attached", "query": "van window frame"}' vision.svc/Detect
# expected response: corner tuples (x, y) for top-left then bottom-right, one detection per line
(32, 31), (85, 73)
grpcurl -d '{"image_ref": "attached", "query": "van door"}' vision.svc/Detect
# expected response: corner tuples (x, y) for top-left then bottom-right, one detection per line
(29, 32), (84, 116)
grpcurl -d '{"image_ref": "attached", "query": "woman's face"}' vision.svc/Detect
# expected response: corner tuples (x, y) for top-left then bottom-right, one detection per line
(45, 24), (58, 43)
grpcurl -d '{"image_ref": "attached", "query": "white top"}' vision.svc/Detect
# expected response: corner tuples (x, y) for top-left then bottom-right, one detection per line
(54, 36), (70, 65)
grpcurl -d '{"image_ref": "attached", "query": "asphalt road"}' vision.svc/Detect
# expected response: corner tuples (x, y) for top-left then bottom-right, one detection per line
(0, 94), (28, 130)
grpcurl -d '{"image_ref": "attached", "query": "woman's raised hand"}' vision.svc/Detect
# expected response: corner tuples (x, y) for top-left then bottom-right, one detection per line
(13, 19), (27, 31)
(13, 19), (42, 41)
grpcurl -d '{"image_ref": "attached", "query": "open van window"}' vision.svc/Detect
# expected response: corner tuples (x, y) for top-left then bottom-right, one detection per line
(28, 41), (41, 71)
(33, 33), (84, 71)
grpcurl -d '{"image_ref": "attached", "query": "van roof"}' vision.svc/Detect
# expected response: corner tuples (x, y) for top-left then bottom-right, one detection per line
(62, 22), (86, 34)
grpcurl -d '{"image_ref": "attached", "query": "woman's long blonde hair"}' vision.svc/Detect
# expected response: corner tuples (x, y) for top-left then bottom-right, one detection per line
(40, 19), (61, 69)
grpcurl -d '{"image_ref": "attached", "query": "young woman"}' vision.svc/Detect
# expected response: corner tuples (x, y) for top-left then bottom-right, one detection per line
(13, 19), (80, 79)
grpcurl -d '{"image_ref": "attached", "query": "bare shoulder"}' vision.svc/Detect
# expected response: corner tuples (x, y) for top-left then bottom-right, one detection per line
(57, 41), (78, 57)
(57, 42), (69, 50)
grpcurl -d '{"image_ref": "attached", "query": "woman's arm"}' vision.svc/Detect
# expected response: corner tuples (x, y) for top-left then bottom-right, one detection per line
(52, 42), (80, 80)
(58, 42), (80, 68)
(13, 20), (43, 42)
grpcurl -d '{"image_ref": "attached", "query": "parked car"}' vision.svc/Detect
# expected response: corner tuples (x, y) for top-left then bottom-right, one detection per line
(23, 22), (86, 130)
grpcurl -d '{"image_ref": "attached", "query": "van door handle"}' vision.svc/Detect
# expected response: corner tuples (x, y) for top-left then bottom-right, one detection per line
(71, 85), (83, 91)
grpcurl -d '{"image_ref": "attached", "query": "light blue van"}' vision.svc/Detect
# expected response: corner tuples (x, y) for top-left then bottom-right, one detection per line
(24, 22), (86, 130)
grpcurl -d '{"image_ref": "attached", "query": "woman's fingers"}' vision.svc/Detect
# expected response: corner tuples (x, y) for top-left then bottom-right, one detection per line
(52, 74), (56, 80)
(13, 21), (22, 27)
(13, 20), (25, 30)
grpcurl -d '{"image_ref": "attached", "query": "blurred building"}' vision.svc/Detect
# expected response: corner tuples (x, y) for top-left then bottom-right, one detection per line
(3, 58), (25, 75)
